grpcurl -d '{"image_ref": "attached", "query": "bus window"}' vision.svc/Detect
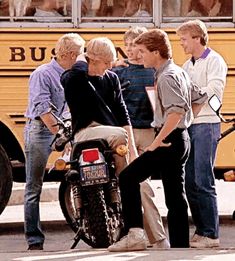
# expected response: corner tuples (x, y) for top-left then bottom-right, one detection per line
(162, 0), (233, 22)
(0, 0), (9, 16)
(186, 0), (232, 17)
(82, 0), (101, 17)
(81, 0), (153, 23)
(0, 0), (72, 23)
(0, 0), (234, 27)
(162, 0), (182, 16)
(25, 0), (71, 22)
(124, 0), (153, 22)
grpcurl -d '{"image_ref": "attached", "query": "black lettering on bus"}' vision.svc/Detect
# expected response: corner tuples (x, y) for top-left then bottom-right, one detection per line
(9, 47), (25, 61)
(30, 47), (46, 61)
(51, 48), (56, 57)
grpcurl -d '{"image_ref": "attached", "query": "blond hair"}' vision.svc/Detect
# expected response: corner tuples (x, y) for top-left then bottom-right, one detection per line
(55, 33), (85, 59)
(124, 26), (148, 42)
(176, 20), (208, 46)
(86, 37), (117, 62)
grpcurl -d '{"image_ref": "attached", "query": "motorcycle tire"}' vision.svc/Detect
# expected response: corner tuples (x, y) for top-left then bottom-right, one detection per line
(0, 144), (13, 215)
(59, 180), (78, 232)
(59, 180), (114, 248)
(84, 186), (112, 248)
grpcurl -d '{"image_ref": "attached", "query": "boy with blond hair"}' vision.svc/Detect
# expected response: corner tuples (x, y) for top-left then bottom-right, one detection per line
(61, 37), (138, 177)
(24, 33), (85, 251)
(177, 19), (227, 248)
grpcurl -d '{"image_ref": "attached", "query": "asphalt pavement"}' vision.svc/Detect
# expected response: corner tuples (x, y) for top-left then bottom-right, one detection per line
(0, 180), (235, 260)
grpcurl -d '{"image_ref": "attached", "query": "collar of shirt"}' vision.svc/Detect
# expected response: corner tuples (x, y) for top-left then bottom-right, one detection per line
(51, 58), (65, 75)
(154, 59), (173, 81)
(191, 47), (211, 64)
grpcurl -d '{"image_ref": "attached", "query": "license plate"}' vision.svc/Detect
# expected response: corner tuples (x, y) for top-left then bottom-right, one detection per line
(80, 163), (108, 186)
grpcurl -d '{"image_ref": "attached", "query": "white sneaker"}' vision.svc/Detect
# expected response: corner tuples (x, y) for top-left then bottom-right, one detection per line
(108, 228), (147, 252)
(190, 235), (219, 248)
(190, 233), (201, 243)
(152, 238), (170, 249)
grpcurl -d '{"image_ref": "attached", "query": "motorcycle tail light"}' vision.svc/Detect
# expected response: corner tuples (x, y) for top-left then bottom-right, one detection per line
(82, 148), (100, 162)
(54, 158), (67, 170)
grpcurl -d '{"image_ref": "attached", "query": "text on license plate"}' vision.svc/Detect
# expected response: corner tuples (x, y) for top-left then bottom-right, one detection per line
(80, 164), (108, 185)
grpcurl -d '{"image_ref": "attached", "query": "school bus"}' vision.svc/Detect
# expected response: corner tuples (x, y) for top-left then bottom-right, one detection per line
(0, 0), (235, 214)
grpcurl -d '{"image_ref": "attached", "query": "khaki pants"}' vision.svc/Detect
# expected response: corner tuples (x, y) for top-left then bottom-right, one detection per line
(74, 122), (128, 175)
(141, 180), (167, 243)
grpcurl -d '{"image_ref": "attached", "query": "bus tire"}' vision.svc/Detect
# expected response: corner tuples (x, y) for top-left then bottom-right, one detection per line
(0, 144), (13, 215)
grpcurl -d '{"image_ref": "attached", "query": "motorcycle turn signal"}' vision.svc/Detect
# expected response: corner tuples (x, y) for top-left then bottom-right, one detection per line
(54, 158), (67, 170)
(116, 144), (128, 156)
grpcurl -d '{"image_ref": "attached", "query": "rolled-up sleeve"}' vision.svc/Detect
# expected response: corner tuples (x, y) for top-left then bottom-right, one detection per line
(158, 76), (190, 116)
(190, 81), (208, 105)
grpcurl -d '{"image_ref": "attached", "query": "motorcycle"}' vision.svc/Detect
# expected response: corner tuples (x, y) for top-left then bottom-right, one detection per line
(50, 107), (125, 249)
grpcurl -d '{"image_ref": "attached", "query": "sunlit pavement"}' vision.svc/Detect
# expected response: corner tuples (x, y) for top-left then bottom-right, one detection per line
(2, 248), (235, 261)
(1, 180), (235, 260)
(1, 180), (235, 223)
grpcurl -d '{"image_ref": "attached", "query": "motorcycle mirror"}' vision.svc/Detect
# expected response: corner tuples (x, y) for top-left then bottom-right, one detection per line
(208, 94), (228, 123)
(208, 95), (222, 114)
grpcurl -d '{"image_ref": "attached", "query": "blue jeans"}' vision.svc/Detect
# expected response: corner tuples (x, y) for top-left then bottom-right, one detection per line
(185, 123), (220, 239)
(24, 120), (53, 246)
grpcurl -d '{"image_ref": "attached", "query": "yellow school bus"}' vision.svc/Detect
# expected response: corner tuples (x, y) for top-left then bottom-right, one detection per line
(0, 0), (235, 213)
